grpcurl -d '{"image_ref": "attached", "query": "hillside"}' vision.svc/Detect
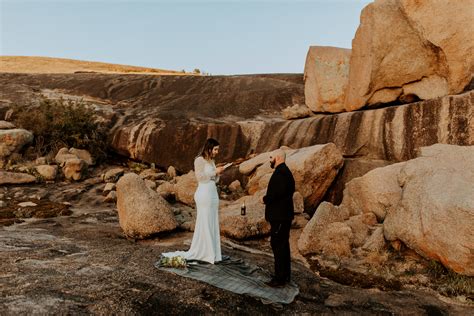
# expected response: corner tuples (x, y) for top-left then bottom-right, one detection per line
(0, 56), (186, 75)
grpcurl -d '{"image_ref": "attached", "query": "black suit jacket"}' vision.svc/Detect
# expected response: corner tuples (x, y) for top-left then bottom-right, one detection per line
(263, 163), (295, 222)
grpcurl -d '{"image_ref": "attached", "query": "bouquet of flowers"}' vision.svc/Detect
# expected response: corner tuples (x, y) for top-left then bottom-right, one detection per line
(159, 255), (187, 269)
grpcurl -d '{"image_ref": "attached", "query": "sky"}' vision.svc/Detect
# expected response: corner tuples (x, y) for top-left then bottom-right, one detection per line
(0, 0), (371, 75)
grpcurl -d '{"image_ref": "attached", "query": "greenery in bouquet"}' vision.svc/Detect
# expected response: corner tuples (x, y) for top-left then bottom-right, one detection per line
(160, 256), (187, 269)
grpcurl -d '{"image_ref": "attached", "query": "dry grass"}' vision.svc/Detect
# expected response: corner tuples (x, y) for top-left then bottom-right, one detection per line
(0, 56), (192, 75)
(364, 250), (390, 267)
(426, 260), (474, 298)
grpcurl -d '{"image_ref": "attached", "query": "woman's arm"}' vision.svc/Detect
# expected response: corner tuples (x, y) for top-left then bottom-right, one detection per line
(195, 157), (221, 182)
(195, 157), (213, 182)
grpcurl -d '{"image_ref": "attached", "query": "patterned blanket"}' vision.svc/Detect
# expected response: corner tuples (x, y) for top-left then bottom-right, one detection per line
(155, 256), (299, 305)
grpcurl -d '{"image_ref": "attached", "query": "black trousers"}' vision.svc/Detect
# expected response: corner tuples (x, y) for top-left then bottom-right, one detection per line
(270, 220), (292, 283)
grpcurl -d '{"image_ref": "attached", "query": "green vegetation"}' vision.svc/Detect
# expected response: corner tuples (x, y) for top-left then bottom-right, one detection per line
(13, 98), (108, 162)
(128, 161), (150, 173)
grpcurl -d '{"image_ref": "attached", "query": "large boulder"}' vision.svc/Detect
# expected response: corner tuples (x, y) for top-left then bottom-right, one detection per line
(299, 219), (353, 258)
(244, 144), (344, 210)
(0, 129), (33, 159)
(298, 202), (350, 255)
(341, 162), (406, 221)
(173, 171), (198, 206)
(304, 46), (351, 113)
(345, 0), (474, 111)
(239, 146), (291, 176)
(384, 144), (474, 275)
(0, 171), (36, 185)
(298, 204), (378, 256)
(399, 0), (474, 95)
(323, 158), (392, 205)
(220, 190), (270, 240)
(116, 173), (178, 239)
(296, 161), (403, 258)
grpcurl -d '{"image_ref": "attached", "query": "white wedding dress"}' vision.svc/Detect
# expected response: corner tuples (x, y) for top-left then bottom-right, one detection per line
(162, 156), (222, 264)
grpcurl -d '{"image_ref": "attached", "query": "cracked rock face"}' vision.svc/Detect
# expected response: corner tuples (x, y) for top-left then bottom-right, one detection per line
(345, 0), (474, 111)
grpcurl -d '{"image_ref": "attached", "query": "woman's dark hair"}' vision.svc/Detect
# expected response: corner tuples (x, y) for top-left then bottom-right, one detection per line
(199, 138), (220, 160)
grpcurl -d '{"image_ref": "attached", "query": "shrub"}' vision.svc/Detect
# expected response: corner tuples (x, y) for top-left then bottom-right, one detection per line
(12, 98), (108, 162)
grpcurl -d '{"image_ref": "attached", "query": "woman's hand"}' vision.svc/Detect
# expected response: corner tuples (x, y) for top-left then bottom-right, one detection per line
(216, 166), (225, 175)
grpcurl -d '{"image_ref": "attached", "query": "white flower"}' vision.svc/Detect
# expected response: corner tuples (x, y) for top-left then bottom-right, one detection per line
(160, 255), (187, 268)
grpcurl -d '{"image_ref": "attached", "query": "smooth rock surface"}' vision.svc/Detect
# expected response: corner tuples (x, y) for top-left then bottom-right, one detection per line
(304, 46), (351, 113)
(345, 0), (474, 110)
(384, 144), (474, 275)
(0, 171), (36, 185)
(116, 173), (178, 239)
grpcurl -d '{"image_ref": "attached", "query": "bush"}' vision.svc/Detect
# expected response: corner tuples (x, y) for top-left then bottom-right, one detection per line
(12, 98), (108, 162)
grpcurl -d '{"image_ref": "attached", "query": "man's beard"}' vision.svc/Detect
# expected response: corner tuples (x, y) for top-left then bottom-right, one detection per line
(270, 160), (275, 169)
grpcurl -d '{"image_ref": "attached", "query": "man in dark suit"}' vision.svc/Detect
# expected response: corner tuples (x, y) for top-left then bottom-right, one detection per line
(262, 149), (295, 287)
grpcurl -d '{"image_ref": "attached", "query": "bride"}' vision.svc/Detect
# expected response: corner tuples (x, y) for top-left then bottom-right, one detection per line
(162, 138), (225, 264)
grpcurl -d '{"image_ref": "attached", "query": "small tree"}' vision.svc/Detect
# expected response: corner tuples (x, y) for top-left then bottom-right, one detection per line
(193, 68), (201, 74)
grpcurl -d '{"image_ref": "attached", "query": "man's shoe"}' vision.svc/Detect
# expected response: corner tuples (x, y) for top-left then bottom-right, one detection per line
(265, 279), (285, 288)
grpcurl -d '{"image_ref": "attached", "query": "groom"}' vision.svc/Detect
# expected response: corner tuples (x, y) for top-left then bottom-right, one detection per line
(262, 149), (295, 287)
